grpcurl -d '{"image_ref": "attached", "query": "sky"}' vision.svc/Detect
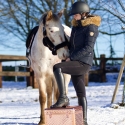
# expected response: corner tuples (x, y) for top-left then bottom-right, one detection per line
(1, 0), (125, 66)
(95, 34), (125, 58)
(0, 73), (125, 125)
(1, 21), (125, 58)
(0, 0), (125, 58)
(0, 24), (125, 67)
(1, 33), (125, 57)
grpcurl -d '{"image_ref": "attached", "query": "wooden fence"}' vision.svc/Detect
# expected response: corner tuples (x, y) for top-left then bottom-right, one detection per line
(84, 54), (123, 85)
(0, 54), (124, 88)
(0, 55), (37, 88)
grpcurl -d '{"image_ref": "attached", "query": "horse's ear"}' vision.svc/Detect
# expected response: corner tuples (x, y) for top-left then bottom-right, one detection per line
(58, 8), (65, 18)
(46, 10), (53, 21)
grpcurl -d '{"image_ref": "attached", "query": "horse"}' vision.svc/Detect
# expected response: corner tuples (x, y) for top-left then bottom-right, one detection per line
(27, 10), (71, 125)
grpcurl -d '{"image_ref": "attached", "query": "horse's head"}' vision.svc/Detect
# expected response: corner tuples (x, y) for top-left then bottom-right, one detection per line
(41, 10), (70, 60)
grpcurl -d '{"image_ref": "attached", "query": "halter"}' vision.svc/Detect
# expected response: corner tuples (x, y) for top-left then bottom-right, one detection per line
(24, 14), (70, 68)
(42, 15), (69, 55)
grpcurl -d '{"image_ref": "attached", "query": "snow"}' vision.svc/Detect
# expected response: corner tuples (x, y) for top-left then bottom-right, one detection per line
(0, 73), (125, 125)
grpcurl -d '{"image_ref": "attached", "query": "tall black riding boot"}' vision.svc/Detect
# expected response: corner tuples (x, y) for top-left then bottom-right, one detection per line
(50, 68), (69, 108)
(78, 97), (88, 125)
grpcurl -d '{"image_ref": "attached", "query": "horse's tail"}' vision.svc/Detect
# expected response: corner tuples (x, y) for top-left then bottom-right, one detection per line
(20, 56), (31, 68)
(21, 26), (38, 68)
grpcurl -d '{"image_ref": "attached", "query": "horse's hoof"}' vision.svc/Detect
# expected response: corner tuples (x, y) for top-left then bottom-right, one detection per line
(38, 120), (45, 125)
(38, 123), (45, 125)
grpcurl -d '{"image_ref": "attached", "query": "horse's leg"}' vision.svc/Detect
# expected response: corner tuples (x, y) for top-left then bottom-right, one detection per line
(63, 74), (71, 94)
(52, 77), (59, 104)
(37, 77), (46, 125)
(46, 77), (53, 108)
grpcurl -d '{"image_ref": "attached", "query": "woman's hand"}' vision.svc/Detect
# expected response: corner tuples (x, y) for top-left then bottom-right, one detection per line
(66, 58), (70, 61)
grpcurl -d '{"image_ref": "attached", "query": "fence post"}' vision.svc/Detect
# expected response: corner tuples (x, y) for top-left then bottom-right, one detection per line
(0, 62), (2, 88)
(84, 73), (89, 86)
(15, 65), (19, 82)
(26, 68), (38, 88)
(26, 67), (33, 87)
(100, 54), (106, 82)
(111, 55), (125, 103)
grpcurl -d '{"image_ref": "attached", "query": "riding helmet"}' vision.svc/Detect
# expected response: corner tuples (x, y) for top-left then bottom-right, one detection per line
(69, 1), (90, 16)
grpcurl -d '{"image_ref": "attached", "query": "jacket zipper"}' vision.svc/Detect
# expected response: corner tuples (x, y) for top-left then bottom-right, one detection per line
(71, 30), (76, 55)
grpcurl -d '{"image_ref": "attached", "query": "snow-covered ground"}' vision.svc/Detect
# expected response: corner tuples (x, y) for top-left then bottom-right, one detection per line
(0, 73), (125, 125)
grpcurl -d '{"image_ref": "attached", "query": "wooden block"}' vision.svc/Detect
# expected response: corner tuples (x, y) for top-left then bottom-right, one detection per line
(44, 106), (83, 125)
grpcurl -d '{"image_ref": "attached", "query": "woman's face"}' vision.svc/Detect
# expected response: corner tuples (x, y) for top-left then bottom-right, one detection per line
(73, 14), (81, 20)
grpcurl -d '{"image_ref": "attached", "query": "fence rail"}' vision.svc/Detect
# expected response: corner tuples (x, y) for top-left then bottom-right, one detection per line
(0, 55), (37, 88)
(0, 54), (124, 88)
(84, 54), (123, 85)
(0, 55), (27, 61)
(0, 71), (30, 76)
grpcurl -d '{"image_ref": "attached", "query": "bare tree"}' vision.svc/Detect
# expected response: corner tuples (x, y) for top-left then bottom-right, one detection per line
(0, 0), (72, 42)
(98, 0), (125, 35)
(0, 0), (125, 61)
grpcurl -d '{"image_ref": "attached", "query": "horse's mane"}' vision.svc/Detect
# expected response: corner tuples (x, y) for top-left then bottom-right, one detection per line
(39, 13), (47, 24)
(39, 12), (60, 25)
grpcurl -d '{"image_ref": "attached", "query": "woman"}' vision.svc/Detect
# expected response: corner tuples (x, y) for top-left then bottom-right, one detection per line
(50, 1), (101, 125)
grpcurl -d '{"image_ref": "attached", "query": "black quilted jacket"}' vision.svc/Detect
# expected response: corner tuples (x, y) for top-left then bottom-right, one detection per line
(69, 15), (101, 66)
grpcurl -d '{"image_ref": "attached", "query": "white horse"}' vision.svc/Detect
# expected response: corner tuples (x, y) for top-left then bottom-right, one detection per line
(28, 10), (71, 125)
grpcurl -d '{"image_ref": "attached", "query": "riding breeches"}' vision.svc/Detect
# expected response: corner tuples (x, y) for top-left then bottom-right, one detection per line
(53, 61), (91, 97)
